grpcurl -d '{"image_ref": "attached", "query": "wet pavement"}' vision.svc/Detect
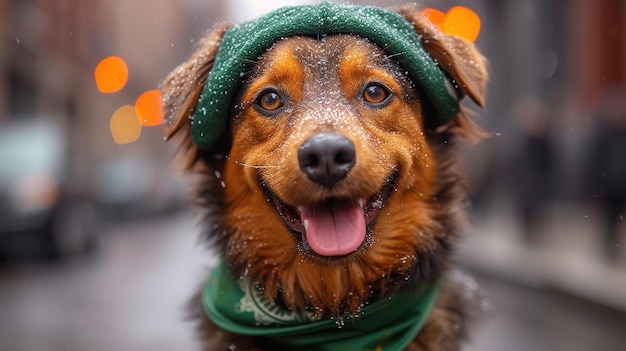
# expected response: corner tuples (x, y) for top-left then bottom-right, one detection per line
(465, 272), (626, 351)
(1, 211), (625, 351)
(0, 212), (209, 351)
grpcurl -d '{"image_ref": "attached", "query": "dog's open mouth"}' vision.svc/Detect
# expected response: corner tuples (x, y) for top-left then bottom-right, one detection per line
(263, 177), (396, 257)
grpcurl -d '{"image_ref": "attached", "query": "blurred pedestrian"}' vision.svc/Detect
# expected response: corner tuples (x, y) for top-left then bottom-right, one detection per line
(510, 97), (555, 244)
(585, 88), (626, 262)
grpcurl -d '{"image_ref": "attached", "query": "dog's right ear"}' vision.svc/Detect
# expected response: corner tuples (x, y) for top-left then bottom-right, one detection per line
(162, 22), (231, 170)
(396, 4), (488, 141)
(396, 5), (487, 110)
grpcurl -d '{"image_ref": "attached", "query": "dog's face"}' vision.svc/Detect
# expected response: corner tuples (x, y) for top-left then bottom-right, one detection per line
(164, 5), (487, 318)
(224, 34), (442, 310)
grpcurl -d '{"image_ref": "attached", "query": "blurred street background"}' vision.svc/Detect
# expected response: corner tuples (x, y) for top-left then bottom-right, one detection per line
(1, 0), (625, 350)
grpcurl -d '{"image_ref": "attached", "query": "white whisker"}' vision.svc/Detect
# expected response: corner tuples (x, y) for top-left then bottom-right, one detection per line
(385, 52), (405, 59)
(232, 159), (279, 169)
(234, 57), (259, 65)
(381, 39), (399, 53)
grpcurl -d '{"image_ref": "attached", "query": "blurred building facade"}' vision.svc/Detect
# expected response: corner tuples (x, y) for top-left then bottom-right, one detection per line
(453, 0), (626, 311)
(0, 0), (220, 194)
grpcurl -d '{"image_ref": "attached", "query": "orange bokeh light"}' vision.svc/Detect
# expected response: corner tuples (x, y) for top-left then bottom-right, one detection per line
(95, 56), (128, 93)
(135, 89), (164, 126)
(422, 6), (481, 43)
(110, 105), (142, 144)
(421, 8), (446, 27)
(442, 6), (481, 43)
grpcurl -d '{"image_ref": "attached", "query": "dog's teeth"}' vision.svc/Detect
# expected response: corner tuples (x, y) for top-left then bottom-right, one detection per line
(303, 219), (309, 232)
(358, 198), (365, 208)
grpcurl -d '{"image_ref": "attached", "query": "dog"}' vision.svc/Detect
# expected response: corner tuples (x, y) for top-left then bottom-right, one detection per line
(162, 3), (487, 350)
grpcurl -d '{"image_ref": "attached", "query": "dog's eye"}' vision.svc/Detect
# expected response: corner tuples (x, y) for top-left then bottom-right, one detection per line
(362, 84), (391, 106)
(256, 90), (284, 113)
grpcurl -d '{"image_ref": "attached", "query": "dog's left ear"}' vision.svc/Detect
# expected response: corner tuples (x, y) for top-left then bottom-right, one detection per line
(162, 22), (231, 170)
(397, 5), (488, 110)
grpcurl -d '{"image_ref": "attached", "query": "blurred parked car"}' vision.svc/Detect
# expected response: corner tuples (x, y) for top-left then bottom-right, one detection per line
(0, 118), (97, 260)
(93, 154), (188, 221)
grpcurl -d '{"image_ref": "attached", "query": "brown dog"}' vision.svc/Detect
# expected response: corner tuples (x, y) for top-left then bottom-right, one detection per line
(163, 3), (487, 350)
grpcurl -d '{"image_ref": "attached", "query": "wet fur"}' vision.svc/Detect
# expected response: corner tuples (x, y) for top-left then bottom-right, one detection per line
(163, 4), (488, 351)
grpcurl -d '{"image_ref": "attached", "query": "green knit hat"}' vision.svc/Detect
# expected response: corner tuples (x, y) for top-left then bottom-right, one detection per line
(192, 1), (460, 150)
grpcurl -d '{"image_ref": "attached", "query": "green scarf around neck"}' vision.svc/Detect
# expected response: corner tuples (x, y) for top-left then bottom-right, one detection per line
(203, 261), (441, 351)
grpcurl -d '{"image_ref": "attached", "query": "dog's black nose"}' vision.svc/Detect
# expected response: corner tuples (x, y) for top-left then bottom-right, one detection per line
(298, 133), (356, 189)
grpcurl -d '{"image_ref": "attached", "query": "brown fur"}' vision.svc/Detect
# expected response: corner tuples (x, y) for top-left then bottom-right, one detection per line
(163, 4), (487, 351)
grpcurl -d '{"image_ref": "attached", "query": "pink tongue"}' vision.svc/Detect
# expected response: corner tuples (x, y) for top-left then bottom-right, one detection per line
(300, 201), (366, 256)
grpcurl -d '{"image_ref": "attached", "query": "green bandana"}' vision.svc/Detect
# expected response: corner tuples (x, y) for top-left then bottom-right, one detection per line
(203, 261), (441, 351)
(192, 1), (460, 150)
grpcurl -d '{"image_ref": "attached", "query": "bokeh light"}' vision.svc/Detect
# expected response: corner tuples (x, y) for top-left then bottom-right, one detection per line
(442, 6), (481, 43)
(421, 8), (446, 27)
(135, 89), (164, 126)
(95, 56), (129, 93)
(110, 105), (142, 144)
